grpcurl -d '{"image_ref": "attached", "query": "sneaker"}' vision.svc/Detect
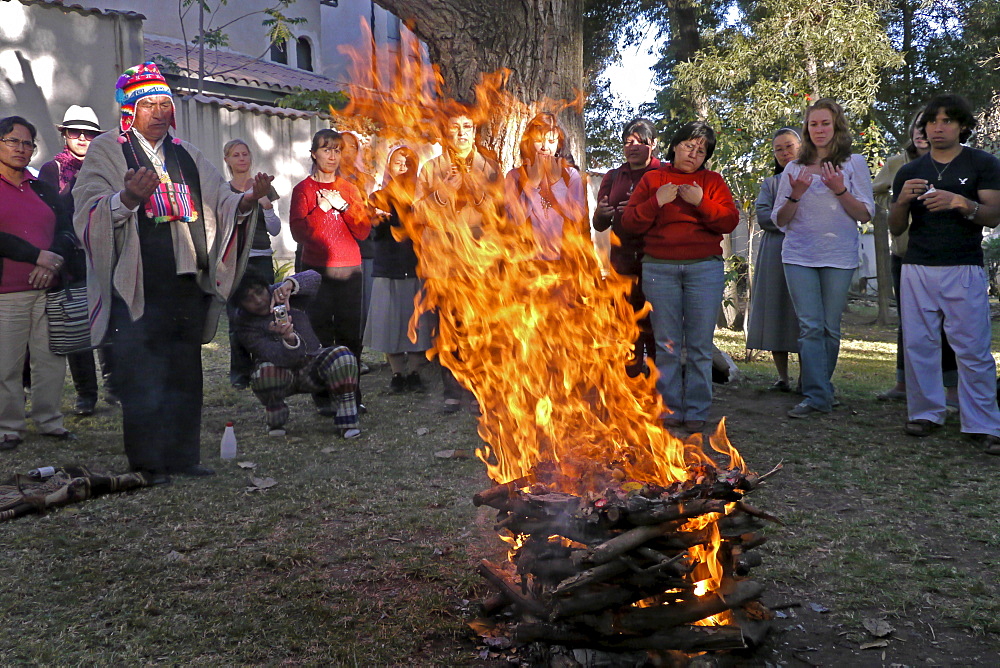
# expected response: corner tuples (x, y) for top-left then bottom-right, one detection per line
(359, 362), (371, 375)
(787, 402), (824, 419)
(389, 373), (407, 394)
(268, 428), (286, 437)
(406, 371), (426, 393)
(341, 427), (362, 439)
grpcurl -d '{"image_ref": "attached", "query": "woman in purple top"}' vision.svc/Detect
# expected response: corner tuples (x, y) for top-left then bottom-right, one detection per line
(0, 116), (78, 449)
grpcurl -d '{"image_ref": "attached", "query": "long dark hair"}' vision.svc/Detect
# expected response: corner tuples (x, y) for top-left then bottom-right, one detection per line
(902, 111), (925, 161)
(918, 94), (976, 144)
(798, 98), (852, 166)
(771, 127), (801, 175)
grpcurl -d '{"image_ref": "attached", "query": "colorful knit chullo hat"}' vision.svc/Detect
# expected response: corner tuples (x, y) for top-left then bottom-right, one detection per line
(115, 61), (175, 134)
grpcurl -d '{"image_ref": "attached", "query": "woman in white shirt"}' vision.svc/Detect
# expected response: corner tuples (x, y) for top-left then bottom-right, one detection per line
(772, 99), (874, 418)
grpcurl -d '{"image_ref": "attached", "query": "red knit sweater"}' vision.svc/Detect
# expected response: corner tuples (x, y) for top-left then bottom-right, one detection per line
(621, 164), (739, 260)
(289, 176), (370, 268)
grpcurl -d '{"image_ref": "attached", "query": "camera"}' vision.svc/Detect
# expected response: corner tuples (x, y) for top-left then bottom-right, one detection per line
(272, 304), (289, 326)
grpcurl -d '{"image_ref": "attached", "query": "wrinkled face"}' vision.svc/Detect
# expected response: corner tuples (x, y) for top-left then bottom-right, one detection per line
(225, 144), (252, 174)
(807, 108), (834, 149)
(447, 116), (475, 154)
(64, 129), (98, 158)
(240, 285), (272, 317)
(624, 132), (653, 168)
(0, 123), (35, 173)
(924, 110), (963, 149)
(389, 152), (408, 178)
(533, 131), (559, 159)
(911, 125), (929, 152)
(312, 141), (342, 174)
(132, 95), (174, 142)
(672, 137), (707, 174)
(772, 133), (801, 169)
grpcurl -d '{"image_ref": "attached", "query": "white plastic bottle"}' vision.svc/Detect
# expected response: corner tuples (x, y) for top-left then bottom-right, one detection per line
(220, 422), (237, 460)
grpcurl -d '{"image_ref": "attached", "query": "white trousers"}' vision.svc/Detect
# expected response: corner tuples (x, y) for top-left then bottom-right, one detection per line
(900, 264), (1000, 435)
(0, 290), (66, 437)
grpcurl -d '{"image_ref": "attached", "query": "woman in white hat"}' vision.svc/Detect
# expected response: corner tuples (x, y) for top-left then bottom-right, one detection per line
(38, 105), (108, 416)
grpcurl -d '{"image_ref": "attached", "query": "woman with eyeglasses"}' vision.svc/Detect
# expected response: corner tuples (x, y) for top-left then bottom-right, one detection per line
(37, 106), (109, 417)
(771, 98), (874, 419)
(622, 121), (740, 434)
(593, 118), (661, 377)
(0, 116), (79, 449)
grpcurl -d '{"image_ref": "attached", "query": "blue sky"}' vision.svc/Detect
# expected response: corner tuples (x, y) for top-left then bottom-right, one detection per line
(604, 30), (660, 111)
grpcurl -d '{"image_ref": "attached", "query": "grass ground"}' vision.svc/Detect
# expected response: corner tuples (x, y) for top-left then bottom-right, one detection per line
(1, 304), (998, 666)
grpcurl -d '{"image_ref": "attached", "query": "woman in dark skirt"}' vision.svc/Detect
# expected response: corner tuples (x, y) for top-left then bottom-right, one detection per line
(365, 146), (433, 393)
(746, 128), (802, 391)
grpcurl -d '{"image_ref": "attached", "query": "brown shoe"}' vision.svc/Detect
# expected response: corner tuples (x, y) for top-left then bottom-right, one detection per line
(684, 420), (706, 433)
(904, 419), (941, 437)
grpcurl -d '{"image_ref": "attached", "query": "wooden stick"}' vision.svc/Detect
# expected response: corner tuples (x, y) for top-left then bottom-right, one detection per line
(514, 622), (747, 651)
(472, 476), (530, 508)
(476, 559), (547, 617)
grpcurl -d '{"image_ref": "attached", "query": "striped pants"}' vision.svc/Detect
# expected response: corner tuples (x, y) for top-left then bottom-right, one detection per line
(250, 346), (359, 430)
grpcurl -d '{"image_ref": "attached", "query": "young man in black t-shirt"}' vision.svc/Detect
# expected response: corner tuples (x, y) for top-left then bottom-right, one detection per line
(889, 94), (1000, 455)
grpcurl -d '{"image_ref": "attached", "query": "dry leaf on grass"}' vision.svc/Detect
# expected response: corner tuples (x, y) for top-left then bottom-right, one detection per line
(416, 427), (429, 436)
(860, 639), (890, 650)
(246, 476), (278, 492)
(321, 446), (337, 454)
(863, 618), (894, 638)
(434, 449), (472, 459)
(237, 461), (256, 469)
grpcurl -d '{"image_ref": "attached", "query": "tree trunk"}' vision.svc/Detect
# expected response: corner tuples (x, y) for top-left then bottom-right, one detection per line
(372, 0), (585, 170)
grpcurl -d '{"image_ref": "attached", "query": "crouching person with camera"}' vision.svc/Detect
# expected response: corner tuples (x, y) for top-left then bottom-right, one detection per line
(231, 270), (361, 439)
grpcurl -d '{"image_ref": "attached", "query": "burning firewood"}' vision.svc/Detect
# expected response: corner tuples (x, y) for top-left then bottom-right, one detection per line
(473, 457), (780, 657)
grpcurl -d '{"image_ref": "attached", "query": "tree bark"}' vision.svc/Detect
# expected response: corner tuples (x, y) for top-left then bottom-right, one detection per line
(372, 0), (585, 170)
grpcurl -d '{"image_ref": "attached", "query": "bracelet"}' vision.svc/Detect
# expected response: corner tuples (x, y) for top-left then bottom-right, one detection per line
(965, 200), (980, 221)
(785, 196), (800, 203)
(834, 188), (848, 197)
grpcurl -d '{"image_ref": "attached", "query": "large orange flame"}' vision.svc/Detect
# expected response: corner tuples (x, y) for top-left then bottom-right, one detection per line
(336, 23), (750, 604)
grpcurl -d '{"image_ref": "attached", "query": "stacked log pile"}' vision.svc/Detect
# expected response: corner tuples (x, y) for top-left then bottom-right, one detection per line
(473, 460), (781, 654)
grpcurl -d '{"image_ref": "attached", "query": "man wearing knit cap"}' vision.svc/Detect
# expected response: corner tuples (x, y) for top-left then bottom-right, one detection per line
(74, 62), (273, 484)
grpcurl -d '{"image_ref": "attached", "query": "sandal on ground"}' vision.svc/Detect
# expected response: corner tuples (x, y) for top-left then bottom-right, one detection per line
(769, 380), (791, 392)
(904, 419), (941, 437)
(0, 434), (22, 451)
(965, 433), (1000, 455)
(341, 428), (361, 439)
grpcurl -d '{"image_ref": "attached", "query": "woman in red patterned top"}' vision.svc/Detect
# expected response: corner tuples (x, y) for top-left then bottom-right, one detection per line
(289, 130), (370, 360)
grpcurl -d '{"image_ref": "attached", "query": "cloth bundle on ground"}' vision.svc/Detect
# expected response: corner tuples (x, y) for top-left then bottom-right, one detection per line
(0, 466), (151, 521)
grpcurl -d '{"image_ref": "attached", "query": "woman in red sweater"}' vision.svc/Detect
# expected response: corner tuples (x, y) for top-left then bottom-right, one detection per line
(622, 121), (739, 433)
(289, 130), (370, 361)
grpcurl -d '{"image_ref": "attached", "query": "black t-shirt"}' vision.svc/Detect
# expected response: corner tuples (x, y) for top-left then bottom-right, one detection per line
(893, 147), (1000, 266)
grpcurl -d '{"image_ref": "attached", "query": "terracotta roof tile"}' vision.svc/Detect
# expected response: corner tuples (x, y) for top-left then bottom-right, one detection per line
(145, 38), (339, 93)
(17, 0), (145, 20)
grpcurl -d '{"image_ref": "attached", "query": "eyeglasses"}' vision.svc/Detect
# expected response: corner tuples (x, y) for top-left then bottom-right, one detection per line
(65, 130), (99, 141)
(0, 138), (37, 152)
(677, 142), (707, 157)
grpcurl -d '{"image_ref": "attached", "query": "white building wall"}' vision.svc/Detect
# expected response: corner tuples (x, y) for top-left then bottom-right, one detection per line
(0, 1), (143, 167)
(174, 96), (328, 260)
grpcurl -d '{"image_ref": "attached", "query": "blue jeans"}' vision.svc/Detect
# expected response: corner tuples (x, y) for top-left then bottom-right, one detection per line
(643, 259), (725, 422)
(782, 264), (854, 412)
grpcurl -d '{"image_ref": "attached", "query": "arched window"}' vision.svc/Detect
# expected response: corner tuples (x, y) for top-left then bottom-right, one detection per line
(270, 39), (288, 65)
(296, 37), (313, 72)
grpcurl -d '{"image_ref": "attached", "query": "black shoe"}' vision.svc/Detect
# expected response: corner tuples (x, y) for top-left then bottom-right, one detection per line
(406, 371), (426, 393)
(175, 464), (216, 477)
(230, 375), (250, 390)
(74, 396), (97, 416)
(147, 472), (172, 485)
(42, 429), (78, 441)
(389, 373), (407, 393)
